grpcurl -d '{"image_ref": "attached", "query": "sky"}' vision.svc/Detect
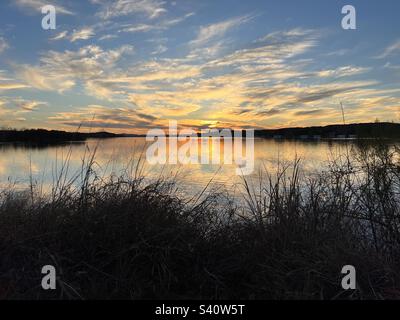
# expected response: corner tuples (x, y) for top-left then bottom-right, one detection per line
(0, 0), (399, 133)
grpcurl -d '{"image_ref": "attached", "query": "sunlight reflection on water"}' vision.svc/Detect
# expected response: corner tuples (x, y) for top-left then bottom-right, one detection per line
(0, 137), (356, 199)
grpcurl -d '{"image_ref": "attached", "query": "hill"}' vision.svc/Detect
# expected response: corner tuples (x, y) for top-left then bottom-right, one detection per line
(255, 122), (400, 139)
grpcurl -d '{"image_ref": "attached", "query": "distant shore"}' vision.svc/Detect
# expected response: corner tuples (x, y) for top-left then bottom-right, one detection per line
(0, 129), (144, 144)
(255, 122), (400, 140)
(1, 122), (400, 144)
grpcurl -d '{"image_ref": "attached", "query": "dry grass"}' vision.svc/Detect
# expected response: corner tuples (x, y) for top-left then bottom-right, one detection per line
(1, 140), (400, 299)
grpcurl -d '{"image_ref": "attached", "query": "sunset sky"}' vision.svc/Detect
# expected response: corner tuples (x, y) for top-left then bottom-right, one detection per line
(0, 0), (400, 133)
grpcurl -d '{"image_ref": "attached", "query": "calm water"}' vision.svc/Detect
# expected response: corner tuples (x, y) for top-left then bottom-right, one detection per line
(0, 137), (355, 197)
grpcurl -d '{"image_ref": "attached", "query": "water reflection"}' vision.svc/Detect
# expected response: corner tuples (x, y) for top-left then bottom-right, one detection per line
(0, 137), (359, 196)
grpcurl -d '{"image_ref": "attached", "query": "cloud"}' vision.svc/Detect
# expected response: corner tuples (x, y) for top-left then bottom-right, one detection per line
(50, 10), (193, 49)
(0, 83), (29, 91)
(50, 31), (69, 41)
(257, 108), (282, 117)
(13, 98), (47, 112)
(294, 109), (325, 116)
(14, 0), (74, 15)
(162, 12), (195, 27)
(0, 37), (9, 54)
(51, 28), (95, 42)
(384, 62), (400, 70)
(51, 28), (98, 42)
(316, 66), (369, 78)
(75, 28), (375, 127)
(50, 105), (160, 133)
(120, 24), (155, 33)
(324, 49), (350, 57)
(92, 0), (167, 20)
(15, 45), (134, 93)
(8, 20), (397, 131)
(99, 34), (118, 41)
(375, 39), (400, 59)
(0, 98), (46, 124)
(287, 81), (376, 105)
(69, 27), (95, 42)
(84, 59), (202, 100)
(119, 12), (194, 33)
(151, 44), (167, 55)
(15, 65), (75, 92)
(255, 28), (317, 43)
(190, 15), (254, 47)
(189, 40), (229, 59)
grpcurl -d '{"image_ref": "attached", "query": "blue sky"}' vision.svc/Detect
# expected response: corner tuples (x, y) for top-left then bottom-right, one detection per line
(0, 0), (399, 133)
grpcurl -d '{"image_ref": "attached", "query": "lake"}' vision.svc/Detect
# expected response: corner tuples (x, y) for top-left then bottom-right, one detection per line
(0, 137), (360, 198)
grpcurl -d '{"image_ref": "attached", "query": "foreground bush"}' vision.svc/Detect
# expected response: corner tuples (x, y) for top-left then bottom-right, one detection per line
(0, 141), (400, 299)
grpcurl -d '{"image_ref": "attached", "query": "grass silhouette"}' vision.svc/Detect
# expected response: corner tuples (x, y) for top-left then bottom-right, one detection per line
(1, 140), (400, 299)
